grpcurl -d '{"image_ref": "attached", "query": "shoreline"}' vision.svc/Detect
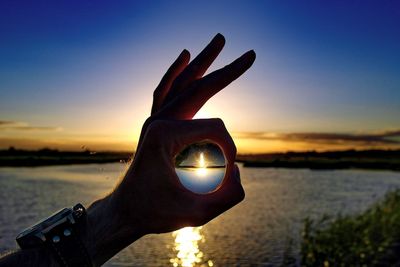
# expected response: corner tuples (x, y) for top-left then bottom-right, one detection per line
(0, 149), (132, 167)
(0, 149), (399, 171)
(237, 149), (400, 171)
(238, 160), (400, 171)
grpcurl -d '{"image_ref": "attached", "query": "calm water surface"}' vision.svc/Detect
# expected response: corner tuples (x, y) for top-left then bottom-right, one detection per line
(1, 163), (400, 266)
(175, 167), (225, 194)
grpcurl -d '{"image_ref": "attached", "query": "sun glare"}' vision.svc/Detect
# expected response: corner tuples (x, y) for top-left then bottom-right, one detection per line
(199, 153), (205, 167)
(195, 152), (208, 176)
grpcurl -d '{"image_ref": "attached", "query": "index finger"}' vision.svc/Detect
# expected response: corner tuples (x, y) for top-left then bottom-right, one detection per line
(160, 50), (256, 120)
(163, 33), (225, 104)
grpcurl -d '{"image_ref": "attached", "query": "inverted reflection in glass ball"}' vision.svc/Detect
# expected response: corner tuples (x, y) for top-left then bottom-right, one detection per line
(175, 142), (226, 194)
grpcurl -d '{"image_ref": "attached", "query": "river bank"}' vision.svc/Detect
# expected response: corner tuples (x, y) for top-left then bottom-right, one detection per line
(0, 148), (132, 167)
(237, 149), (400, 171)
(1, 148), (399, 171)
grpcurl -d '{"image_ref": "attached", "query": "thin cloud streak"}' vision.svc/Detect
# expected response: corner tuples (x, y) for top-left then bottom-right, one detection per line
(3, 126), (63, 131)
(0, 137), (134, 151)
(233, 130), (400, 146)
(0, 121), (23, 126)
(0, 120), (62, 131)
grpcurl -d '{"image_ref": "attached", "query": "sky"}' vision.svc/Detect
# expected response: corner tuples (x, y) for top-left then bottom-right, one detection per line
(0, 0), (399, 153)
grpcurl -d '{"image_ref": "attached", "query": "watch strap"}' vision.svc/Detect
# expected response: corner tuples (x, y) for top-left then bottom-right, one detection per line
(48, 223), (92, 267)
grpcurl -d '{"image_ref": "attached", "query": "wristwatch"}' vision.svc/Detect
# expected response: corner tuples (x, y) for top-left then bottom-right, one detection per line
(16, 203), (93, 267)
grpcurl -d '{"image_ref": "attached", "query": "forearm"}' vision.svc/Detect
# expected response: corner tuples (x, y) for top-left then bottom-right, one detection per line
(0, 183), (144, 267)
(83, 191), (145, 266)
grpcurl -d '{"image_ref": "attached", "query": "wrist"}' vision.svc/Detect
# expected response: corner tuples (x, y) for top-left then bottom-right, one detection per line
(83, 192), (144, 266)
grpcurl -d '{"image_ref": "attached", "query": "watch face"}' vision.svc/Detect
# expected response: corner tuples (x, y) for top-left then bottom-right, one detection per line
(16, 208), (71, 245)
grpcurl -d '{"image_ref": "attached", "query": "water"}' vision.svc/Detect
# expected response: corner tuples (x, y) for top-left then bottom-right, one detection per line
(175, 167), (225, 194)
(1, 163), (400, 266)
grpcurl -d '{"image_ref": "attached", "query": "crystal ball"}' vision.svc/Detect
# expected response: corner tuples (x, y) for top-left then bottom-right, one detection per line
(175, 142), (226, 194)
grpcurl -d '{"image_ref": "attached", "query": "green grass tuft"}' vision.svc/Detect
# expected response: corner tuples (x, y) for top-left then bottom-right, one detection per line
(301, 190), (400, 266)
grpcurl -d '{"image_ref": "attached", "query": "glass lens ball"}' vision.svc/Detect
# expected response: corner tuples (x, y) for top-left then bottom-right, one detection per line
(175, 142), (226, 194)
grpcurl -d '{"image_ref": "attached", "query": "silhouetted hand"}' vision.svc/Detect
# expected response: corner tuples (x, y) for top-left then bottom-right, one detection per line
(123, 33), (255, 228)
(86, 34), (256, 266)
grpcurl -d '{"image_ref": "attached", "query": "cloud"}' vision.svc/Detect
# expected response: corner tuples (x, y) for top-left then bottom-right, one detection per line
(233, 129), (400, 146)
(0, 120), (22, 126)
(380, 130), (400, 137)
(0, 137), (134, 151)
(8, 126), (62, 131)
(0, 120), (62, 131)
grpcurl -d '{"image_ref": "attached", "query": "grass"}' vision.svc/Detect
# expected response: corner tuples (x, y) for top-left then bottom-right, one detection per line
(301, 189), (400, 266)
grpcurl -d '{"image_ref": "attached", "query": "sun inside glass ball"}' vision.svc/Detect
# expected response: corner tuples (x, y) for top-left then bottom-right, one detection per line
(175, 142), (227, 194)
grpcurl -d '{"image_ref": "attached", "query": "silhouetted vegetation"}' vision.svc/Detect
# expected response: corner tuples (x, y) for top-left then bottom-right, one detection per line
(0, 147), (132, 167)
(301, 190), (400, 266)
(2, 148), (400, 170)
(237, 149), (400, 171)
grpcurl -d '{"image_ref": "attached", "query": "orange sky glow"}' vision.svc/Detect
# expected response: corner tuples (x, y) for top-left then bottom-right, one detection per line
(1, 2), (399, 154)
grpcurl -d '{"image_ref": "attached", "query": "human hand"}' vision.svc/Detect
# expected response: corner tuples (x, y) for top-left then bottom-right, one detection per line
(122, 33), (255, 232)
(86, 34), (255, 266)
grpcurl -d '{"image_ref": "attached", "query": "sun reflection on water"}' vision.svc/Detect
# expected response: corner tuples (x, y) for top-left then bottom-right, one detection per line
(170, 227), (214, 267)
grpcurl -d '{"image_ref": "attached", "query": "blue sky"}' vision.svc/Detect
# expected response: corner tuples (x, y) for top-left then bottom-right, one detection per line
(1, 1), (399, 152)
